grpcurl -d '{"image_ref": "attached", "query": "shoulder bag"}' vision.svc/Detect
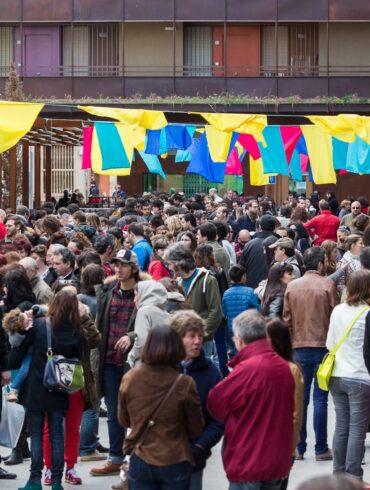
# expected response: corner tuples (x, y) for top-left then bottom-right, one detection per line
(317, 305), (370, 391)
(43, 318), (84, 394)
(135, 374), (182, 450)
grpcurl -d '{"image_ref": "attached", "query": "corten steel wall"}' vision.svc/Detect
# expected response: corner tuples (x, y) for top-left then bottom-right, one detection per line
(314, 175), (370, 202)
(1, 0), (370, 22)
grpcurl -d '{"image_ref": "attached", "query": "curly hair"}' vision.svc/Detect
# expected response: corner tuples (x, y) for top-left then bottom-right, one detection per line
(3, 308), (26, 334)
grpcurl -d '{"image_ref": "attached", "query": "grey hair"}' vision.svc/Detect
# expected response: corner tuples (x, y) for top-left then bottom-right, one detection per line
(19, 257), (38, 272)
(319, 199), (329, 211)
(163, 243), (196, 273)
(232, 309), (266, 344)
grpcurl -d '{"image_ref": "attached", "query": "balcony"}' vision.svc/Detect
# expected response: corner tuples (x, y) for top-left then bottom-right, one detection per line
(1, 64), (370, 102)
(0, 0), (370, 22)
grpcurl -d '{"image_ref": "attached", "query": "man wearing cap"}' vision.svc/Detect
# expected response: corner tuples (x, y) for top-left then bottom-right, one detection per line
(269, 237), (302, 278)
(90, 249), (139, 477)
(304, 199), (340, 246)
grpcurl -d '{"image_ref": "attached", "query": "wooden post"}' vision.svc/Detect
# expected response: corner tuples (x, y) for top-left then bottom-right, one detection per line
(45, 145), (51, 202)
(9, 146), (17, 212)
(34, 145), (41, 208)
(22, 143), (29, 207)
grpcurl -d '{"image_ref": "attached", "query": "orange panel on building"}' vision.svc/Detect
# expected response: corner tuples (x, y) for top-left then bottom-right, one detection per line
(213, 26), (261, 77)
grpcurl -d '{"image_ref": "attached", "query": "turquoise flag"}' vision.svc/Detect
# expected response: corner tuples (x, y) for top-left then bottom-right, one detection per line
(138, 151), (166, 179)
(95, 122), (131, 171)
(259, 126), (289, 176)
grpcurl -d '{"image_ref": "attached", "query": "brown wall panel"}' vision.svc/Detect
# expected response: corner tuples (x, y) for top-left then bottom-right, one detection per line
(23, 0), (71, 21)
(124, 77), (174, 97)
(0, 0), (21, 21)
(118, 173), (143, 195)
(73, 0), (124, 21)
(277, 77), (328, 98)
(329, 0), (370, 21)
(125, 0), (173, 21)
(314, 174), (370, 201)
(278, 0), (328, 21)
(73, 77), (123, 98)
(226, 77), (278, 97)
(22, 77), (73, 98)
(175, 77), (226, 96)
(176, 0), (224, 21)
(329, 77), (370, 98)
(227, 0), (277, 21)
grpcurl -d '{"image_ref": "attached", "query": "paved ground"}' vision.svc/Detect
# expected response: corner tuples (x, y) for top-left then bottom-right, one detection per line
(1, 395), (369, 490)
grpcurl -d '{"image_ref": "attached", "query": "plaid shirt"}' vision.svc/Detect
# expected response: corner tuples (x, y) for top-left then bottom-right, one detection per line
(105, 282), (135, 365)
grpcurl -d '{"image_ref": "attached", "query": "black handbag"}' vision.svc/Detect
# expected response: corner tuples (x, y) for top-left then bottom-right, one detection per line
(43, 318), (84, 394)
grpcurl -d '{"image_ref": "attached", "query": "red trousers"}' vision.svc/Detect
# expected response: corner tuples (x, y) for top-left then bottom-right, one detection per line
(43, 391), (84, 469)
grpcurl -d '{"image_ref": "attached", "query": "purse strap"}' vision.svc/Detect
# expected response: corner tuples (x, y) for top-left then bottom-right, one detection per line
(45, 317), (53, 356)
(331, 305), (370, 355)
(135, 374), (182, 450)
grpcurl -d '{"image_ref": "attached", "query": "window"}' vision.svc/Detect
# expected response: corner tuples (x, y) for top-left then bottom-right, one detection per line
(63, 24), (119, 76)
(0, 27), (13, 77)
(184, 26), (212, 76)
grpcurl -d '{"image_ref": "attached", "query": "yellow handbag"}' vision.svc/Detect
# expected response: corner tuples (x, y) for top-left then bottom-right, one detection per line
(317, 305), (370, 391)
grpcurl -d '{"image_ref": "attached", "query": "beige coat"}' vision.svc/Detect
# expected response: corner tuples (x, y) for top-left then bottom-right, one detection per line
(288, 362), (304, 456)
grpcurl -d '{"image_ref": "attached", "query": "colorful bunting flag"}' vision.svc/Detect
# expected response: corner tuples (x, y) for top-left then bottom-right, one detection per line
(81, 127), (93, 170)
(280, 126), (302, 163)
(138, 151), (166, 179)
(95, 123), (131, 171)
(186, 134), (226, 183)
(238, 133), (261, 160)
(301, 126), (337, 184)
(259, 126), (289, 176)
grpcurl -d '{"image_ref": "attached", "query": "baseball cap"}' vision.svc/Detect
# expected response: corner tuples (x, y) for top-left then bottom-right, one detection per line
(269, 237), (295, 250)
(111, 249), (138, 266)
(260, 215), (276, 231)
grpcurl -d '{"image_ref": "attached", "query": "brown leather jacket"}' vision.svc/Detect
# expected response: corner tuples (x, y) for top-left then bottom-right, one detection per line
(118, 364), (204, 466)
(283, 271), (339, 348)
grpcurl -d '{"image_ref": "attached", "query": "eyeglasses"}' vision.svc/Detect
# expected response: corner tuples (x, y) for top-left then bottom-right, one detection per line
(338, 226), (350, 232)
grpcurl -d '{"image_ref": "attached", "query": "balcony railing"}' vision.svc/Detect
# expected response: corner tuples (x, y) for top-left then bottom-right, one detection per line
(4, 64), (370, 78)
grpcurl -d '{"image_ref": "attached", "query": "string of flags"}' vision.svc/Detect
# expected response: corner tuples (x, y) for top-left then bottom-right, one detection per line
(1, 101), (370, 185)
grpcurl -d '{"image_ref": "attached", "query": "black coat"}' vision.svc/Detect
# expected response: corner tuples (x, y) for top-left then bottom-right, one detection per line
(9, 317), (84, 413)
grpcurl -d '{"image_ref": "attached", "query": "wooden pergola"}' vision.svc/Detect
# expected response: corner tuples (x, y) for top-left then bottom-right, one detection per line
(0, 118), (84, 211)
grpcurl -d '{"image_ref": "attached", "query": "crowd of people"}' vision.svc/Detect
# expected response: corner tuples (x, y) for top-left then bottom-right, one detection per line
(0, 187), (370, 489)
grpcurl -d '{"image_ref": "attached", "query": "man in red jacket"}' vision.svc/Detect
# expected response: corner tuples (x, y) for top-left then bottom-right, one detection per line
(304, 199), (340, 246)
(207, 310), (295, 490)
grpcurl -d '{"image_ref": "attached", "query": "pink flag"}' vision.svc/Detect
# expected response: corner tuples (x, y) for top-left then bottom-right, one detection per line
(300, 153), (309, 173)
(82, 126), (93, 170)
(225, 148), (243, 176)
(238, 134), (261, 160)
(280, 126), (302, 163)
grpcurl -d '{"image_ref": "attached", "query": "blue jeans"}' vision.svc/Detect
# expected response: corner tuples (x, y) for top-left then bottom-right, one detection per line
(103, 363), (126, 464)
(27, 410), (64, 485)
(11, 352), (32, 392)
(294, 347), (329, 455)
(214, 326), (229, 377)
(79, 405), (99, 455)
(128, 453), (192, 490)
(330, 377), (370, 479)
(229, 480), (282, 490)
(189, 470), (204, 490)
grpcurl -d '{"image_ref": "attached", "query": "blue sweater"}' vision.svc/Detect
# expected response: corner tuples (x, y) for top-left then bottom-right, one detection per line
(132, 239), (152, 271)
(222, 284), (260, 331)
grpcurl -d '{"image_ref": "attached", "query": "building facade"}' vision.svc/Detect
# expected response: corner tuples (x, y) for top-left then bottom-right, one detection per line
(2, 1), (370, 202)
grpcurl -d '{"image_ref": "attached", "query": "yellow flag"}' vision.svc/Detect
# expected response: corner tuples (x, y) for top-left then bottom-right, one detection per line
(301, 126), (337, 184)
(0, 101), (44, 153)
(199, 113), (267, 141)
(91, 128), (131, 176)
(308, 114), (370, 144)
(250, 157), (271, 186)
(78, 106), (167, 130)
(205, 126), (233, 162)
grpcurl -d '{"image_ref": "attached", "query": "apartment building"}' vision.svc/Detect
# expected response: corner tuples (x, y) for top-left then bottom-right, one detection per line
(1, 0), (370, 200)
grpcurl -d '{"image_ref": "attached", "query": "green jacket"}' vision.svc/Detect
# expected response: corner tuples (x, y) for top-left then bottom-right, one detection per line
(95, 282), (137, 396)
(181, 268), (222, 341)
